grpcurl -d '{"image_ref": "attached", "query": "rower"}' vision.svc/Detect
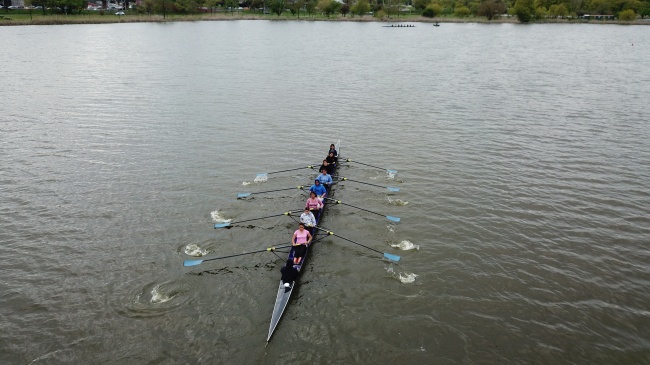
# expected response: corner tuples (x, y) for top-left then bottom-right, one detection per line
(316, 168), (333, 194)
(300, 208), (317, 234)
(319, 159), (334, 175)
(305, 191), (323, 221)
(309, 179), (327, 199)
(280, 259), (298, 288)
(325, 152), (337, 167)
(292, 223), (312, 265)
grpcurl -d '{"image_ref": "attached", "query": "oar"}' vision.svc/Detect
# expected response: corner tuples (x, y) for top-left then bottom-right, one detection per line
(313, 226), (400, 262)
(214, 210), (301, 228)
(341, 159), (397, 174)
(183, 244), (293, 267)
(256, 166), (317, 179)
(237, 186), (305, 198)
(337, 177), (400, 192)
(323, 197), (401, 222)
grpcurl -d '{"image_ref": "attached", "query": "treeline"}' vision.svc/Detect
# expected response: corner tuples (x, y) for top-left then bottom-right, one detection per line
(21, 0), (650, 20)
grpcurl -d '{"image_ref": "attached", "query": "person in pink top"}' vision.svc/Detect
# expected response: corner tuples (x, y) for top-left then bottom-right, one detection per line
(305, 191), (323, 220)
(292, 223), (312, 264)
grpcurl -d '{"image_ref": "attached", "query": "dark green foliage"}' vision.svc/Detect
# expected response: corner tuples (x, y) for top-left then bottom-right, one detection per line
(268, 0), (285, 15)
(340, 2), (350, 15)
(477, 0), (505, 19)
(413, 0), (432, 10)
(618, 8), (636, 18)
(513, 0), (535, 21)
(351, 0), (370, 15)
(422, 2), (442, 16)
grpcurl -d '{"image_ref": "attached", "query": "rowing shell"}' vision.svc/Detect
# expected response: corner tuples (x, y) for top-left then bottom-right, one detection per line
(267, 141), (340, 342)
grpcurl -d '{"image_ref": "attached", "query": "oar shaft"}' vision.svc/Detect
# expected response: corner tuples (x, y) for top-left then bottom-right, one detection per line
(267, 166), (311, 175)
(250, 187), (303, 195)
(339, 178), (383, 189)
(228, 211), (299, 225)
(323, 198), (384, 218)
(203, 244), (293, 263)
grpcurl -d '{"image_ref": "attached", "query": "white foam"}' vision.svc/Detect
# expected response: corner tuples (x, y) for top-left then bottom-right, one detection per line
(150, 284), (172, 304)
(211, 210), (231, 223)
(254, 175), (268, 183)
(391, 240), (419, 251)
(398, 273), (418, 284)
(184, 244), (207, 257)
(386, 196), (409, 206)
(387, 171), (396, 179)
(242, 181), (252, 186)
(386, 225), (395, 233)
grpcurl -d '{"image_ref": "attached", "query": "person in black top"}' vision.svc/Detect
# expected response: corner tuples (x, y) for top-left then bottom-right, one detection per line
(328, 144), (337, 159)
(319, 159), (334, 175)
(325, 151), (337, 166)
(280, 259), (298, 288)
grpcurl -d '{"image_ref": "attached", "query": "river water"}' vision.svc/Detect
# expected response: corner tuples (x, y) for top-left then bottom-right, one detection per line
(1, 21), (649, 364)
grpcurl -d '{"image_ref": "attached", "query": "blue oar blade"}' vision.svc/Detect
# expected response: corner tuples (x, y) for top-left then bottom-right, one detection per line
(184, 259), (204, 267)
(387, 187), (400, 192)
(383, 253), (401, 262)
(256, 173), (268, 177)
(387, 169), (398, 174)
(214, 222), (232, 228)
(386, 215), (401, 223)
(237, 193), (251, 198)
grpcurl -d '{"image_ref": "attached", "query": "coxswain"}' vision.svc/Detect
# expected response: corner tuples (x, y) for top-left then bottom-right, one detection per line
(280, 259), (298, 288)
(309, 179), (327, 199)
(305, 191), (323, 220)
(292, 223), (312, 265)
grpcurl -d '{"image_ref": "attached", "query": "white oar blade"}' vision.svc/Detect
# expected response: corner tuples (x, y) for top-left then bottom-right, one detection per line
(386, 216), (401, 223)
(184, 259), (204, 267)
(387, 187), (400, 192)
(214, 222), (232, 228)
(237, 193), (252, 198)
(383, 253), (401, 262)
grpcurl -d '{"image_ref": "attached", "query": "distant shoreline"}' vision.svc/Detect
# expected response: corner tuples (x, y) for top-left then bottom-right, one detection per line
(1, 13), (649, 26)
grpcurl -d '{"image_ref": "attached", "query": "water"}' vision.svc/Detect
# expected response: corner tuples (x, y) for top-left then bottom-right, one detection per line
(1, 21), (650, 364)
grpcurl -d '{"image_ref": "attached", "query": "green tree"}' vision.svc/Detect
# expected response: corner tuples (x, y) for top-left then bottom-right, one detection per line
(454, 4), (471, 14)
(618, 7), (636, 17)
(268, 0), (285, 14)
(224, 0), (238, 13)
(317, 0), (340, 15)
(536, 4), (547, 16)
(340, 2), (350, 15)
(477, 0), (505, 19)
(549, 3), (568, 16)
(513, 0), (535, 21)
(305, 0), (317, 15)
(413, 0), (431, 9)
(351, 0), (370, 15)
(422, 2), (442, 15)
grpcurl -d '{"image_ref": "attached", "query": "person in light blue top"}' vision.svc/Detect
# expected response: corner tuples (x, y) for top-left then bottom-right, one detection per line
(309, 179), (327, 198)
(316, 169), (333, 189)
